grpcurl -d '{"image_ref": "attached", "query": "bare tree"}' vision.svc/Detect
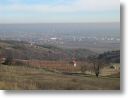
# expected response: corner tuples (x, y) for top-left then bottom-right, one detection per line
(87, 56), (107, 78)
(3, 50), (13, 65)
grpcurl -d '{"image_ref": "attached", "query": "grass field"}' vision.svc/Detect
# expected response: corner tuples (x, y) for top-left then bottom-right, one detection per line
(0, 63), (120, 90)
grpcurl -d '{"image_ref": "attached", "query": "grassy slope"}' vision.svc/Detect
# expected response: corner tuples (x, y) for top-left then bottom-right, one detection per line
(0, 64), (120, 90)
(0, 40), (120, 90)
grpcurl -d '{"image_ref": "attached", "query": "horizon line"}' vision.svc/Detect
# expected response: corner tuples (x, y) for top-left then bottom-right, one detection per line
(0, 21), (120, 24)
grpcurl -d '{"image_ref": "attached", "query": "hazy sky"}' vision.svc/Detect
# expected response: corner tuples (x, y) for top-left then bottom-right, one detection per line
(0, 0), (120, 23)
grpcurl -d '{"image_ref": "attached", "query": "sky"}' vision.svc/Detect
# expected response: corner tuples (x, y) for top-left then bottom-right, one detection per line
(0, 0), (120, 23)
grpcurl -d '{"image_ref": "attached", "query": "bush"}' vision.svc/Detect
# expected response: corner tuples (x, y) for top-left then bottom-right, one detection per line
(3, 57), (13, 65)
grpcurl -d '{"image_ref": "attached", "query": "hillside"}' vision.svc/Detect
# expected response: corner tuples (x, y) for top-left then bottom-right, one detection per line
(0, 40), (120, 90)
(0, 40), (96, 61)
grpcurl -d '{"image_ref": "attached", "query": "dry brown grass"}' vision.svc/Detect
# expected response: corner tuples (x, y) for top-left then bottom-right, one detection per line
(0, 62), (120, 90)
